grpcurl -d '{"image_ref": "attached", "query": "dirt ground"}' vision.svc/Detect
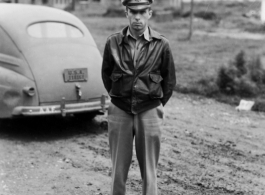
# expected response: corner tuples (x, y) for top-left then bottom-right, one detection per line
(0, 92), (265, 195)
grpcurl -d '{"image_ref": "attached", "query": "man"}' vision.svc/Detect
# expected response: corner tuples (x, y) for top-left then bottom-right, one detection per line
(101, 0), (176, 194)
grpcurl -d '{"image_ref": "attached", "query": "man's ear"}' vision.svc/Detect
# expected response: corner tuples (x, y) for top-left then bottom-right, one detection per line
(125, 10), (128, 18)
(148, 10), (153, 19)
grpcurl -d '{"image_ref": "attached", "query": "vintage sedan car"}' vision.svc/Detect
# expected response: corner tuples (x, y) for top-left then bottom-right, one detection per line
(0, 4), (109, 118)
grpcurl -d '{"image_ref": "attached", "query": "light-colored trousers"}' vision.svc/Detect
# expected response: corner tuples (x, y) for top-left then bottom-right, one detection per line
(108, 102), (164, 195)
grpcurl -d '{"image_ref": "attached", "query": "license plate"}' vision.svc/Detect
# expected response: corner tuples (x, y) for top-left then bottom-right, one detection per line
(63, 68), (88, 82)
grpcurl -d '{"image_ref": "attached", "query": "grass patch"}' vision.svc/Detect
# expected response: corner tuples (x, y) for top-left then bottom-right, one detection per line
(194, 50), (265, 111)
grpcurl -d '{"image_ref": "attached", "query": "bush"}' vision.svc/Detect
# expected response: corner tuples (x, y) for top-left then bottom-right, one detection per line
(164, 7), (183, 17)
(244, 24), (265, 34)
(234, 76), (258, 97)
(248, 55), (265, 85)
(216, 50), (260, 97)
(180, 10), (219, 21)
(234, 50), (247, 75)
(252, 99), (265, 112)
(174, 48), (265, 110)
(175, 76), (219, 98)
(217, 65), (238, 95)
(197, 76), (220, 97)
(194, 11), (218, 21)
(190, 49), (265, 105)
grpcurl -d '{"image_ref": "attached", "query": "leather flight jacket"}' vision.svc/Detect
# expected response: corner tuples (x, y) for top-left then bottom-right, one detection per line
(102, 26), (176, 114)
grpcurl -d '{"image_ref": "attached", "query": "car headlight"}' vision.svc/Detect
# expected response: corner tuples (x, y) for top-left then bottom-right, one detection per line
(23, 87), (35, 97)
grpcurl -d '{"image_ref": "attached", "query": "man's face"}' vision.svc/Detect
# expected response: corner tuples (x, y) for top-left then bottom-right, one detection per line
(126, 8), (152, 32)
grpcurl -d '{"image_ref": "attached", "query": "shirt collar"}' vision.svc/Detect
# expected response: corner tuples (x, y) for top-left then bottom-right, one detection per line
(126, 27), (150, 42)
(119, 26), (161, 46)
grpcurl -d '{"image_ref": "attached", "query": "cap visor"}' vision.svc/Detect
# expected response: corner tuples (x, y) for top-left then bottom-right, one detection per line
(127, 5), (150, 11)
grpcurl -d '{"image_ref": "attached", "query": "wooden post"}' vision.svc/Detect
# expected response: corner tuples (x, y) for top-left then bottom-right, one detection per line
(71, 0), (75, 11)
(187, 0), (194, 40)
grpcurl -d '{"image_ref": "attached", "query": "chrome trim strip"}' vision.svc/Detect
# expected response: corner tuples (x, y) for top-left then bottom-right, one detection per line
(12, 99), (110, 116)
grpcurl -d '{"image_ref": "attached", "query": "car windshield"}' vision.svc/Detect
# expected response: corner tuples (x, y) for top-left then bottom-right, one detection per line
(27, 22), (83, 38)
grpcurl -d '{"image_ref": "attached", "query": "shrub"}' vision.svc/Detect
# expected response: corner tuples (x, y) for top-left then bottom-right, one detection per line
(175, 76), (219, 98)
(248, 55), (265, 85)
(197, 76), (220, 97)
(176, 49), (265, 110)
(194, 11), (218, 21)
(244, 24), (265, 34)
(234, 50), (247, 75)
(181, 10), (219, 21)
(164, 7), (183, 17)
(217, 65), (238, 95)
(234, 76), (258, 97)
(216, 50), (259, 97)
(103, 8), (125, 17)
(252, 99), (265, 112)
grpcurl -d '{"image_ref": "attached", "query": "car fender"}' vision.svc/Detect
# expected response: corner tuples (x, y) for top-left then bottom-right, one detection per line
(0, 67), (38, 118)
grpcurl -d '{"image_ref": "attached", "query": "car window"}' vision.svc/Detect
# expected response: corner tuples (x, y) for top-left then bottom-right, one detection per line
(27, 22), (83, 38)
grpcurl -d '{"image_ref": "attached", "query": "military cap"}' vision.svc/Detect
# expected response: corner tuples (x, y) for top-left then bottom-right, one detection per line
(121, 0), (154, 10)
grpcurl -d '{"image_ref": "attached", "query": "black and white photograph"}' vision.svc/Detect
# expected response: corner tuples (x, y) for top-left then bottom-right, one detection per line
(0, 0), (265, 194)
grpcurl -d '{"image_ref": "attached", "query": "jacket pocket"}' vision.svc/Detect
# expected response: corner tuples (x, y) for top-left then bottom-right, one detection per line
(149, 73), (163, 99)
(109, 73), (123, 97)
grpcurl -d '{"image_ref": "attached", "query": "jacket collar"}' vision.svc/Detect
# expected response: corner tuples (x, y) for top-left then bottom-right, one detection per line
(118, 26), (161, 45)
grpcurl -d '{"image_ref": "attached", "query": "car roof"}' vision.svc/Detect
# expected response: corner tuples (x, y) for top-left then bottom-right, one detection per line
(0, 4), (92, 48)
(0, 4), (85, 30)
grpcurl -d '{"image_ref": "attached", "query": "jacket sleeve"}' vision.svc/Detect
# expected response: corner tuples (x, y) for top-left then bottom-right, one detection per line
(160, 41), (176, 106)
(101, 39), (114, 93)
